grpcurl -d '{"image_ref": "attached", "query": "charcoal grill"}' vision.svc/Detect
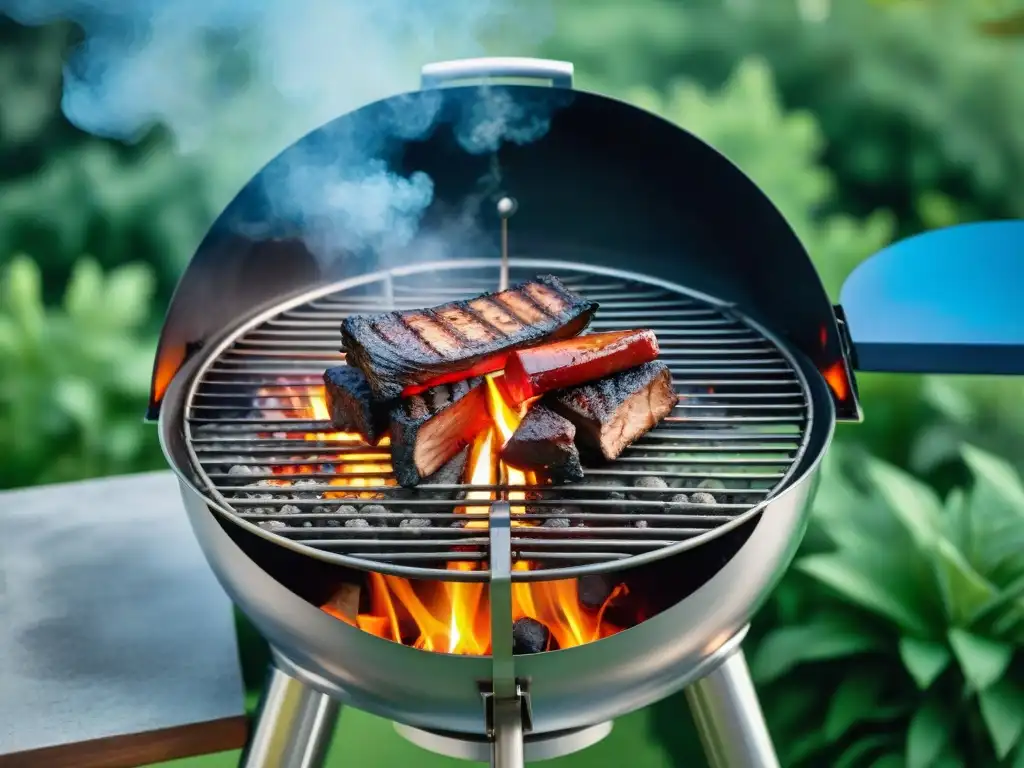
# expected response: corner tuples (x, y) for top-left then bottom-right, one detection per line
(151, 57), (1024, 768)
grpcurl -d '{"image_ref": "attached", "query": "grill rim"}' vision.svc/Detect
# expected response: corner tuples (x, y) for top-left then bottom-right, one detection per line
(177, 258), (821, 582)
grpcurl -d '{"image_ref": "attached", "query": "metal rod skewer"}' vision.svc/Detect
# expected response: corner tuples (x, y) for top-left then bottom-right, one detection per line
(497, 197), (517, 292)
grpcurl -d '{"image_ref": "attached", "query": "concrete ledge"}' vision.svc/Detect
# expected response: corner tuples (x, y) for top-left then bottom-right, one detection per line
(0, 472), (247, 765)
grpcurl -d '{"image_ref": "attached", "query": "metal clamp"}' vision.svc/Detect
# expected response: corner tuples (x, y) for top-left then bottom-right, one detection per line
(421, 57), (574, 90)
(484, 501), (532, 768)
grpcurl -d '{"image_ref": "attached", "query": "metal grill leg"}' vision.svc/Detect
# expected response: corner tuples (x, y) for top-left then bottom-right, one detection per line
(239, 665), (340, 768)
(684, 648), (779, 768)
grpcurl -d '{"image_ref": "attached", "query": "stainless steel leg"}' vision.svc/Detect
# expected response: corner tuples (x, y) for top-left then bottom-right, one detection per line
(489, 695), (526, 768)
(240, 665), (341, 768)
(684, 648), (780, 768)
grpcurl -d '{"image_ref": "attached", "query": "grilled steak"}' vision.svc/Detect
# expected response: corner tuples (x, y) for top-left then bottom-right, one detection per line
(341, 275), (598, 400)
(501, 405), (584, 484)
(322, 366), (389, 444)
(390, 377), (490, 487)
(503, 328), (660, 403)
(545, 361), (676, 461)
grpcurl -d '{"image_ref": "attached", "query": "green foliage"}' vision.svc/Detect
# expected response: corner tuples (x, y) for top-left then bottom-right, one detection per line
(0, 254), (164, 488)
(747, 445), (1024, 766)
(547, 0), (1024, 231)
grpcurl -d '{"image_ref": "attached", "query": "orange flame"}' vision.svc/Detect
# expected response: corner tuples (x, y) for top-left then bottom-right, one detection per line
(259, 373), (631, 655)
(821, 361), (850, 401)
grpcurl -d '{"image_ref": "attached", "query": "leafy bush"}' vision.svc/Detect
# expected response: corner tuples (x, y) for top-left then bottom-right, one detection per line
(547, 0), (1024, 232)
(0, 254), (164, 488)
(749, 445), (1024, 766)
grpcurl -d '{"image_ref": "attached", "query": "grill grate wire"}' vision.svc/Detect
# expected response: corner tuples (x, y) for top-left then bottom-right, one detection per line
(183, 262), (812, 580)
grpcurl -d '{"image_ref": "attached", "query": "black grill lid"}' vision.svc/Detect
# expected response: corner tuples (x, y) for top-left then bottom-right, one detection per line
(146, 57), (1024, 422)
(147, 58), (850, 419)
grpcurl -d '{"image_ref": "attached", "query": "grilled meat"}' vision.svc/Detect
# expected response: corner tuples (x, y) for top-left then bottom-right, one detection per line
(503, 328), (660, 403)
(322, 365), (389, 444)
(501, 404), (584, 484)
(341, 275), (598, 400)
(390, 377), (489, 487)
(545, 361), (676, 461)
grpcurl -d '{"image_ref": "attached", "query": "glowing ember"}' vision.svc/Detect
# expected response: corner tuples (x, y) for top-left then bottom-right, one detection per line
(260, 374), (631, 655)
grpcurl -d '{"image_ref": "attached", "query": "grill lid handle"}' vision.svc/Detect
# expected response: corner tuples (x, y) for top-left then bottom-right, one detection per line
(421, 57), (574, 90)
(839, 220), (1024, 375)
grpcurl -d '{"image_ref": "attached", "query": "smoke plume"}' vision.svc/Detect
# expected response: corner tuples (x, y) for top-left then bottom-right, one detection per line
(1, 0), (561, 262)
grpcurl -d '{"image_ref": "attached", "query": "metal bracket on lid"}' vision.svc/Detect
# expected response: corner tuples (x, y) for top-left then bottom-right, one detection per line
(484, 500), (532, 768)
(421, 57), (574, 90)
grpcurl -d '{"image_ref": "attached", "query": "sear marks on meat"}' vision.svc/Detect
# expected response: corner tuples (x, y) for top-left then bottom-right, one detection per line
(545, 361), (676, 462)
(501, 404), (584, 484)
(341, 275), (598, 400)
(503, 329), (660, 404)
(322, 365), (389, 444)
(390, 378), (490, 487)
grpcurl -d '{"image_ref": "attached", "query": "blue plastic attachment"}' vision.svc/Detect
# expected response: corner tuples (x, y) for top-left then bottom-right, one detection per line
(839, 220), (1024, 375)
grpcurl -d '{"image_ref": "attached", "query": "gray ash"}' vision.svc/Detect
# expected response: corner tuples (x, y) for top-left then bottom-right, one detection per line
(632, 519), (649, 528)
(257, 519), (287, 531)
(512, 617), (550, 654)
(280, 504), (301, 516)
(228, 464), (255, 477)
(399, 517), (432, 529)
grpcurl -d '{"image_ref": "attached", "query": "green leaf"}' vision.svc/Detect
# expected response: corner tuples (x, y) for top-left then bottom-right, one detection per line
(798, 553), (934, 636)
(932, 536), (999, 625)
(970, 572), (1024, 629)
(863, 455), (944, 548)
(871, 756), (907, 768)
(3, 254), (45, 339)
(834, 735), (896, 768)
(948, 628), (1013, 691)
(751, 617), (887, 683)
(824, 674), (885, 742)
(899, 637), (952, 689)
(978, 678), (1024, 759)
(906, 696), (955, 768)
(63, 256), (104, 323)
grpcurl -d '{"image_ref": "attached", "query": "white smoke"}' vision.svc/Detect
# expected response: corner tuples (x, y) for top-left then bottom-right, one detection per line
(1, 0), (560, 260)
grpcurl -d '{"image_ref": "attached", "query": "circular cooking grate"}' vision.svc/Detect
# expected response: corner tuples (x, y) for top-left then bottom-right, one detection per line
(183, 260), (813, 580)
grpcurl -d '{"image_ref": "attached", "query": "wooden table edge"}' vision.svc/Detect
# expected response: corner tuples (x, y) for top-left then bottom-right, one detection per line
(0, 714), (249, 768)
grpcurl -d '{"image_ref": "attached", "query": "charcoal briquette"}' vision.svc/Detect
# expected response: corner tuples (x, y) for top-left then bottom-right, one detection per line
(450, 519), (468, 529)
(630, 476), (668, 494)
(336, 505), (358, 516)
(280, 504), (301, 515)
(361, 503), (395, 527)
(291, 479), (321, 499)
(697, 478), (726, 491)
(399, 517), (432, 529)
(542, 517), (571, 529)
(257, 520), (287, 531)
(512, 617), (550, 654)
(578, 574), (613, 610)
(228, 465), (254, 476)
(667, 493), (690, 511)
(632, 519), (649, 528)
(345, 518), (371, 528)
(690, 491), (718, 506)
